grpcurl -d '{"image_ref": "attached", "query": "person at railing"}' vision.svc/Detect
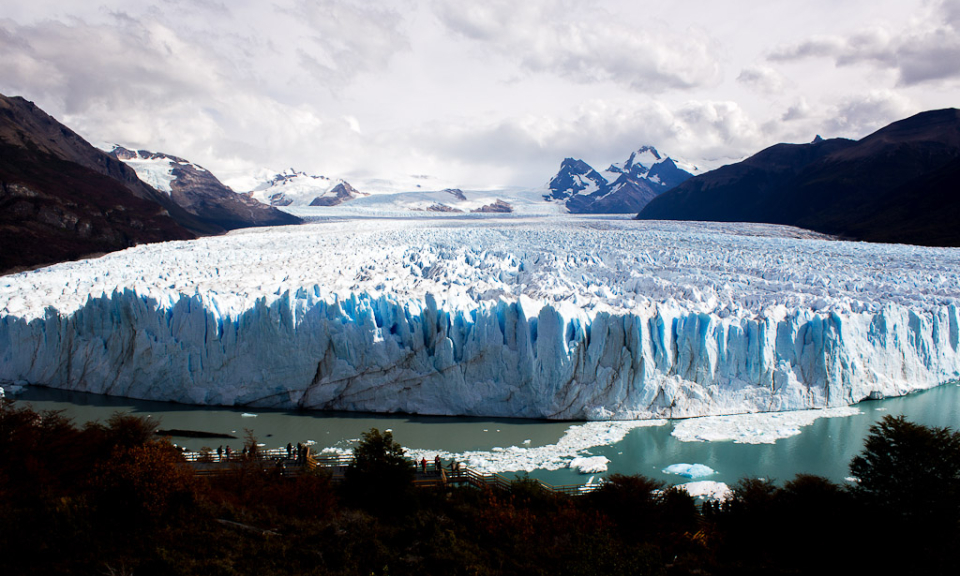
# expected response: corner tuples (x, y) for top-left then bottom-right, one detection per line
(434, 455), (442, 475)
(217, 446), (223, 462)
(420, 457), (427, 474)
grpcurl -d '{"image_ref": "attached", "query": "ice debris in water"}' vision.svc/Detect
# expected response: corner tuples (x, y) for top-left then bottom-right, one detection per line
(677, 481), (732, 501)
(569, 456), (610, 474)
(406, 420), (664, 474)
(663, 463), (715, 478)
(671, 407), (861, 444)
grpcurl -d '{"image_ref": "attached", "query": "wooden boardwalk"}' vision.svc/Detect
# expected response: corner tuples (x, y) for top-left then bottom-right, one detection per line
(182, 449), (600, 496)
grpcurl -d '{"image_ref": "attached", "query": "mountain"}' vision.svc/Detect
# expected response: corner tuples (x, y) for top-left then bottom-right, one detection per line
(247, 168), (366, 207)
(638, 109), (960, 246)
(0, 94), (201, 273)
(544, 146), (696, 213)
(105, 146), (300, 230)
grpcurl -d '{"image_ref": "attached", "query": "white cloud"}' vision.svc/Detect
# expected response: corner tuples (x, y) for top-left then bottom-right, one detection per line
(822, 90), (916, 136)
(736, 65), (788, 94)
(0, 1), (952, 190)
(767, 0), (960, 86)
(395, 99), (766, 186)
(781, 99), (812, 122)
(286, 0), (410, 84)
(431, 0), (723, 93)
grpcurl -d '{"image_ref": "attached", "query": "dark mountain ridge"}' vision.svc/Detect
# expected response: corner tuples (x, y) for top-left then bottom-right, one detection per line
(0, 94), (300, 274)
(638, 108), (960, 246)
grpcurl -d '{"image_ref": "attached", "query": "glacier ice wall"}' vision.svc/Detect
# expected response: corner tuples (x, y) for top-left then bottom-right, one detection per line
(2, 218), (960, 420)
(2, 288), (958, 419)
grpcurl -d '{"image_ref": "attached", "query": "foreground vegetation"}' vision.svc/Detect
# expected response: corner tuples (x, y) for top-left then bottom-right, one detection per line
(1, 398), (958, 576)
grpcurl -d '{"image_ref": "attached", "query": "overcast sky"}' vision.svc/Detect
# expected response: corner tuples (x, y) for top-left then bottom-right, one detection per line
(2, 0), (958, 190)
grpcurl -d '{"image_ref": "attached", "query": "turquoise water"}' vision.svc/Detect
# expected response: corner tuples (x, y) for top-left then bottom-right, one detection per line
(10, 383), (960, 488)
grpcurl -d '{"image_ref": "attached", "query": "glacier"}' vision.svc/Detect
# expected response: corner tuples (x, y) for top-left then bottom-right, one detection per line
(2, 217), (960, 420)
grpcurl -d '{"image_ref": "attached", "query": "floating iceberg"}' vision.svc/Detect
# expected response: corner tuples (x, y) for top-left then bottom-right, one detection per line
(569, 456), (610, 474)
(663, 463), (715, 478)
(677, 481), (732, 501)
(1, 218), (959, 420)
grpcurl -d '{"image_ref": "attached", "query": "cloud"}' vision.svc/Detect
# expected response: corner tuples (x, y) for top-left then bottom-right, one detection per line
(286, 0), (410, 84)
(398, 99), (766, 185)
(822, 90), (916, 136)
(767, 0), (960, 86)
(431, 0), (723, 93)
(781, 99), (812, 122)
(736, 65), (788, 94)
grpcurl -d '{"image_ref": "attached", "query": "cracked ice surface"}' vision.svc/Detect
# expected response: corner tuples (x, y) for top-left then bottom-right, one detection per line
(1, 217), (960, 419)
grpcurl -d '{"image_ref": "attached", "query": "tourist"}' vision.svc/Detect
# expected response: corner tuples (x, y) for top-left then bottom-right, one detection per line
(217, 445), (223, 462)
(434, 455), (441, 474)
(420, 457), (427, 473)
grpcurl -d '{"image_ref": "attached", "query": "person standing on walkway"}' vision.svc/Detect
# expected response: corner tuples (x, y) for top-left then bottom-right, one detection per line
(217, 446), (223, 462)
(434, 455), (442, 474)
(420, 457), (427, 474)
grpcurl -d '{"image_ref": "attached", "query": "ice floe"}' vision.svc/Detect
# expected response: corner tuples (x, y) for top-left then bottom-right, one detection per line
(671, 407), (861, 444)
(663, 463), (715, 478)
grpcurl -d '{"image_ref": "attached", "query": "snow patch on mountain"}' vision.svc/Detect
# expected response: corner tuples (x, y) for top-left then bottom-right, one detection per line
(97, 144), (205, 195)
(246, 168), (365, 207)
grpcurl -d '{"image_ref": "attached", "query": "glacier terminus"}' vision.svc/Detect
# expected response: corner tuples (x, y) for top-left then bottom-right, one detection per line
(2, 216), (959, 420)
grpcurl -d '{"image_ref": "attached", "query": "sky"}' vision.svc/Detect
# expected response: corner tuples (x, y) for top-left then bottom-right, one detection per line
(1, 0), (958, 191)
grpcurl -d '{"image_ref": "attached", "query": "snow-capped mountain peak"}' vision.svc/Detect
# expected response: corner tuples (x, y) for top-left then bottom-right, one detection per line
(247, 168), (366, 207)
(544, 158), (608, 201)
(545, 146), (695, 213)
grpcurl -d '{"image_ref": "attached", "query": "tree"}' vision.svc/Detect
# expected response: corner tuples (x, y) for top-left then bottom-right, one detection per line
(850, 415), (960, 522)
(849, 415), (960, 575)
(342, 428), (414, 514)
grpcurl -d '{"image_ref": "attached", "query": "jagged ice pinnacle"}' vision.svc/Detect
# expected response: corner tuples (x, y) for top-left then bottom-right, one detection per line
(1, 217), (959, 420)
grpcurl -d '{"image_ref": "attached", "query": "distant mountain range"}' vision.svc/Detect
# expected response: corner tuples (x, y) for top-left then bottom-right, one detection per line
(638, 109), (960, 247)
(0, 94), (298, 274)
(246, 168), (366, 207)
(545, 146), (697, 213)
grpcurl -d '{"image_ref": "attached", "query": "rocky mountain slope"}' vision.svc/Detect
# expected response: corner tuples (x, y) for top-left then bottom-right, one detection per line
(0, 93), (301, 274)
(0, 95), (201, 273)
(638, 109), (960, 246)
(106, 147), (300, 230)
(545, 146), (696, 213)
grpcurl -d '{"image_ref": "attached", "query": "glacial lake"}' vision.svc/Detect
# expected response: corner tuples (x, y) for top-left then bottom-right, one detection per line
(10, 383), (960, 489)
